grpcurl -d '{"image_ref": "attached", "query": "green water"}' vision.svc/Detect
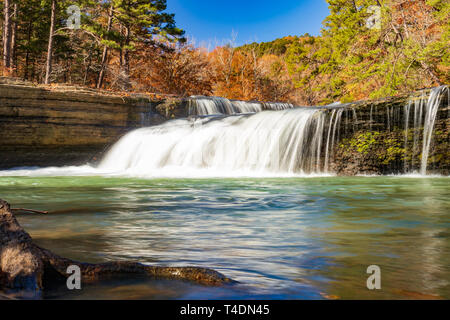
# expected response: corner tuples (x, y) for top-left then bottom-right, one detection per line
(0, 176), (449, 299)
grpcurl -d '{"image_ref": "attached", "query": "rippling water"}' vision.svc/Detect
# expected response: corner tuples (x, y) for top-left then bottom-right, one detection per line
(0, 176), (449, 299)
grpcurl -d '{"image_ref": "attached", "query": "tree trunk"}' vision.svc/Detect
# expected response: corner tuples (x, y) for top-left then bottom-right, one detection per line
(2, 0), (12, 75)
(121, 25), (131, 90)
(44, 0), (56, 84)
(97, 5), (114, 89)
(24, 21), (33, 79)
(83, 52), (92, 85)
(31, 58), (36, 81)
(0, 199), (234, 299)
(420, 61), (443, 86)
(9, 2), (17, 74)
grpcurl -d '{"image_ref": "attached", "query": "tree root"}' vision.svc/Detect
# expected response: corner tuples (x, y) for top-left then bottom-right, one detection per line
(0, 199), (235, 298)
(11, 208), (48, 215)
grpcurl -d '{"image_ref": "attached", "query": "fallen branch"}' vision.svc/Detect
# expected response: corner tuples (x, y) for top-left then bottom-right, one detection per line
(0, 199), (235, 298)
(11, 208), (48, 215)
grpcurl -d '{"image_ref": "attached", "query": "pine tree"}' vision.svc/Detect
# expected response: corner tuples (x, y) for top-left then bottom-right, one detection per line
(107, 0), (185, 89)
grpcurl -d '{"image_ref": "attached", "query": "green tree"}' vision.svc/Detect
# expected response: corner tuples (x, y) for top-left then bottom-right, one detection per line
(108, 0), (185, 89)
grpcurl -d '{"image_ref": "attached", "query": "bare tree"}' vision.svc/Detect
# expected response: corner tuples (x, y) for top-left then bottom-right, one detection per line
(9, 2), (17, 73)
(120, 25), (131, 90)
(2, 0), (12, 75)
(44, 0), (56, 84)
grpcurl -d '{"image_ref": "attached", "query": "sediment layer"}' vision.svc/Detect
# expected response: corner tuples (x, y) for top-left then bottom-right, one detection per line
(0, 79), (188, 168)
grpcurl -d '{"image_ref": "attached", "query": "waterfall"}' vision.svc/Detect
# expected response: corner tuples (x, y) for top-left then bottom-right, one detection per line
(419, 86), (448, 174)
(99, 108), (332, 176)
(400, 86), (448, 174)
(188, 96), (238, 115)
(404, 101), (411, 173)
(188, 96), (294, 116)
(262, 102), (295, 111)
(98, 86), (448, 177)
(231, 101), (264, 114)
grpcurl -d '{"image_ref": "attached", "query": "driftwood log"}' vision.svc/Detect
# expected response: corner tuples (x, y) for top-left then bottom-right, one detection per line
(0, 199), (234, 298)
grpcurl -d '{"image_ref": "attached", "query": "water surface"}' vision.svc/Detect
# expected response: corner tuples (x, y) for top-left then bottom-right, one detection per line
(0, 176), (448, 299)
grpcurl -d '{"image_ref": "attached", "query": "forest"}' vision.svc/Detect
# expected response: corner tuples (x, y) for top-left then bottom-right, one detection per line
(1, 0), (449, 105)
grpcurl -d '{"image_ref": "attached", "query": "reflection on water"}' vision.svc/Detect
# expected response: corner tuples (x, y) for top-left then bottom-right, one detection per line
(0, 176), (448, 299)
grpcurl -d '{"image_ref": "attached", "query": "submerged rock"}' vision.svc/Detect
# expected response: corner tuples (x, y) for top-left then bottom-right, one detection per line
(0, 199), (234, 299)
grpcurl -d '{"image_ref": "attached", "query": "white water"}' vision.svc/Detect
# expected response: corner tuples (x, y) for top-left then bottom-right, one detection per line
(188, 96), (238, 115)
(0, 86), (447, 178)
(98, 85), (447, 177)
(99, 109), (334, 177)
(262, 102), (294, 111)
(188, 96), (294, 116)
(402, 85), (448, 175)
(420, 86), (448, 174)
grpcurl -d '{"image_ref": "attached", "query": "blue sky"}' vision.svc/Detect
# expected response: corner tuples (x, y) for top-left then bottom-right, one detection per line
(167, 0), (330, 48)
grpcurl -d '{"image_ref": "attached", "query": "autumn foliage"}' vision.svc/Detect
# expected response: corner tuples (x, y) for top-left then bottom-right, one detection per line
(1, 0), (448, 105)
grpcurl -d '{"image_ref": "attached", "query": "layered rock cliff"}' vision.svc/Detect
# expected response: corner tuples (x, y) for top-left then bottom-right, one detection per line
(329, 88), (449, 175)
(0, 78), (188, 169)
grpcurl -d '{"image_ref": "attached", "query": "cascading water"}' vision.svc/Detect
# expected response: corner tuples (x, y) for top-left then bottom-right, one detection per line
(99, 108), (330, 176)
(231, 101), (264, 114)
(99, 85), (448, 177)
(399, 85), (449, 174)
(188, 96), (294, 116)
(1, 86), (445, 178)
(419, 86), (448, 174)
(188, 96), (238, 115)
(262, 102), (295, 111)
